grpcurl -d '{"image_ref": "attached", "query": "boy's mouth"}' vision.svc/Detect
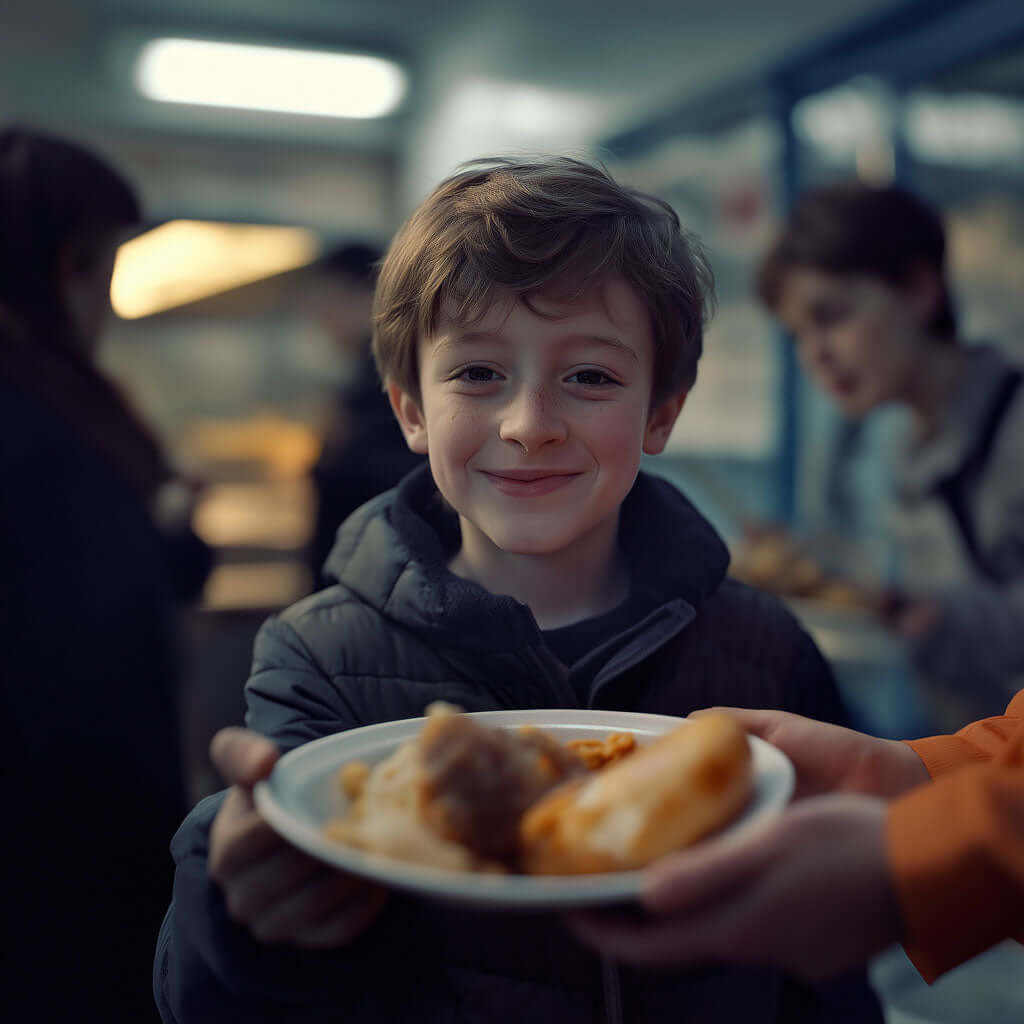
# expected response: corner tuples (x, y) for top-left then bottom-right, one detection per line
(481, 469), (581, 497)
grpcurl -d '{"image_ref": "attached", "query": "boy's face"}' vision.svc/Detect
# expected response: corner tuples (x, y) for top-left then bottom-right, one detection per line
(389, 277), (685, 564)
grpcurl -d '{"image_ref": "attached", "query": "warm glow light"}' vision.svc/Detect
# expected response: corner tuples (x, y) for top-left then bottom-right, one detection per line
(135, 37), (406, 119)
(111, 220), (320, 318)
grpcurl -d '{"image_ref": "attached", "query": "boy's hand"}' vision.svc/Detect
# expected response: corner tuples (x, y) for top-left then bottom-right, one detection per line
(208, 727), (388, 949)
(567, 793), (902, 980)
(693, 707), (929, 800)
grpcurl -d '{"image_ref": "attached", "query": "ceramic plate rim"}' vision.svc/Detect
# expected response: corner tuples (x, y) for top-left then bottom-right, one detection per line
(254, 709), (794, 909)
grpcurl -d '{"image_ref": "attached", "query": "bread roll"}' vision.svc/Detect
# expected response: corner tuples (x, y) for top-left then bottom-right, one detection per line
(520, 713), (753, 874)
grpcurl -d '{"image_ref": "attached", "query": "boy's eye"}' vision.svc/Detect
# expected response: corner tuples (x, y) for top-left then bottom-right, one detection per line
(567, 369), (617, 387)
(456, 366), (499, 382)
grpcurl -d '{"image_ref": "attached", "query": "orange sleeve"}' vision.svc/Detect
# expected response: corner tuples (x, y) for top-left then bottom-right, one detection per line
(886, 690), (1024, 982)
(903, 689), (1024, 780)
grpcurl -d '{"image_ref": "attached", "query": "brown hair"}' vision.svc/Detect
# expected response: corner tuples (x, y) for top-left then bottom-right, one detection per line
(372, 156), (714, 405)
(757, 182), (956, 338)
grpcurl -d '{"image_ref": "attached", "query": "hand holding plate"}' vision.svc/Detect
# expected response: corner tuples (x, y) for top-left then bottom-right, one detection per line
(208, 727), (388, 949)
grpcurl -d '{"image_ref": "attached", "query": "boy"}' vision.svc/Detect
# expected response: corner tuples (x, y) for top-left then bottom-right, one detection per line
(155, 157), (882, 1022)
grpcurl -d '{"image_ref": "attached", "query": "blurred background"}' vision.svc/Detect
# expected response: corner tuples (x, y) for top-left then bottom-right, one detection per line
(3, 3), (1023, 1018)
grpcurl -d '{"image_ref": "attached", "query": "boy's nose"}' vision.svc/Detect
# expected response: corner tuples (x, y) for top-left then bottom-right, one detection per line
(498, 387), (568, 454)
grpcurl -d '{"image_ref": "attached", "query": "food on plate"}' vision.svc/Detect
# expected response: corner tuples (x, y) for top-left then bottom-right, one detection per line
(325, 710), (483, 873)
(567, 731), (637, 770)
(323, 705), (754, 876)
(325, 703), (588, 871)
(339, 760), (371, 799)
(520, 712), (753, 874)
(416, 707), (587, 862)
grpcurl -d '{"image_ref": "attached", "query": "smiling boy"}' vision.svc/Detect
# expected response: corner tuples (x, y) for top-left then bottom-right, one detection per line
(390, 277), (683, 629)
(155, 158), (883, 1023)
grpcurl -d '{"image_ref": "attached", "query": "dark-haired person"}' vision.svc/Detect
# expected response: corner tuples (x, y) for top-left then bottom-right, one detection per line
(757, 183), (1024, 724)
(303, 243), (423, 586)
(0, 127), (210, 1022)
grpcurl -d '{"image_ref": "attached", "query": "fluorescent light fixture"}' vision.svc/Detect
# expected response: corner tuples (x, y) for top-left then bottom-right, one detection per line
(792, 77), (894, 159)
(906, 92), (1024, 166)
(136, 37), (406, 119)
(111, 220), (320, 319)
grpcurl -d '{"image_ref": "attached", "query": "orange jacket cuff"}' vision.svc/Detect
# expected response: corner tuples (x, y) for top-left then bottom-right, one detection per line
(887, 764), (1024, 983)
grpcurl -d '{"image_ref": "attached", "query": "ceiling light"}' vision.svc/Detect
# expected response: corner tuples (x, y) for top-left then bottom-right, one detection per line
(111, 220), (320, 319)
(135, 37), (406, 119)
(905, 92), (1024, 165)
(792, 78), (892, 157)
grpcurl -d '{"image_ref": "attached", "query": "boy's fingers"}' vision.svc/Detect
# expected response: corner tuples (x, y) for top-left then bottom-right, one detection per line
(222, 846), (323, 916)
(291, 886), (390, 949)
(210, 727), (279, 787)
(249, 871), (381, 945)
(209, 808), (290, 883)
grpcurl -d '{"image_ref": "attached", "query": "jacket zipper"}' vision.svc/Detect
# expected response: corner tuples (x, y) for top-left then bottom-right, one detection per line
(601, 957), (624, 1024)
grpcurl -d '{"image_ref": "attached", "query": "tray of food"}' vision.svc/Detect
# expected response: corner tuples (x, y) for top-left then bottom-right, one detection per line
(254, 704), (794, 908)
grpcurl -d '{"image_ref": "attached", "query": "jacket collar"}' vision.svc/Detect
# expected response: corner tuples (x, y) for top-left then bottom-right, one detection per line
(899, 344), (1019, 493)
(325, 463), (729, 657)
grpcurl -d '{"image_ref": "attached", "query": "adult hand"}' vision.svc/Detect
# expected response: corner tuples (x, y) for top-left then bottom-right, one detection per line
(567, 793), (902, 979)
(694, 707), (929, 799)
(208, 727), (388, 949)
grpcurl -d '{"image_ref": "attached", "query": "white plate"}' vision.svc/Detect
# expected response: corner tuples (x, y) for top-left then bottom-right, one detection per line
(254, 709), (794, 909)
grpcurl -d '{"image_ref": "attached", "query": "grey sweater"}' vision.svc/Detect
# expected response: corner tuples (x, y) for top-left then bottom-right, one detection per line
(890, 344), (1024, 715)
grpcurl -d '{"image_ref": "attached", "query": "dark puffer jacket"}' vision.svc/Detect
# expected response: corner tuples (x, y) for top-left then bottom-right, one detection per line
(156, 465), (883, 1023)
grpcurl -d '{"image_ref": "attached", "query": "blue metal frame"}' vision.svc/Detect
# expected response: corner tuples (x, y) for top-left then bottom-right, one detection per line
(601, 0), (1024, 525)
(775, 88), (801, 525)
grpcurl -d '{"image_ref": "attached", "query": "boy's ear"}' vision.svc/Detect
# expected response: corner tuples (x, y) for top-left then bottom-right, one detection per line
(643, 389), (688, 455)
(387, 381), (429, 454)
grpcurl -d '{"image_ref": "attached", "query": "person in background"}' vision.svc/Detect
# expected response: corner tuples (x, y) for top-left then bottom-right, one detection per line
(0, 126), (211, 1022)
(568, 689), (1024, 986)
(154, 156), (883, 1024)
(304, 242), (423, 586)
(756, 183), (1024, 725)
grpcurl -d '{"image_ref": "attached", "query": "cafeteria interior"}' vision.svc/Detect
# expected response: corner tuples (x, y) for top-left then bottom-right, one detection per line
(4, 1), (1024, 1020)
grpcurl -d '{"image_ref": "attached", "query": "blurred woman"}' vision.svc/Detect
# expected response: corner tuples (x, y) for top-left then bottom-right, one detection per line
(757, 183), (1023, 725)
(0, 127), (210, 1022)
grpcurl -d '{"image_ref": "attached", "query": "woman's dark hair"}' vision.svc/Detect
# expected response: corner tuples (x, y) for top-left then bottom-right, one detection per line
(0, 126), (141, 328)
(0, 128), (169, 502)
(757, 183), (956, 339)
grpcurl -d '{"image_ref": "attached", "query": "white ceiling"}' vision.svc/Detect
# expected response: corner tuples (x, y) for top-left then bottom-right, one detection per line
(1, 0), (900, 233)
